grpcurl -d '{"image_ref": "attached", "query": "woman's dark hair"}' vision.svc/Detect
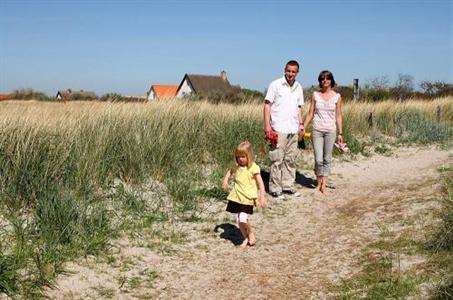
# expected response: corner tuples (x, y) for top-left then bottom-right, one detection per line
(318, 70), (336, 88)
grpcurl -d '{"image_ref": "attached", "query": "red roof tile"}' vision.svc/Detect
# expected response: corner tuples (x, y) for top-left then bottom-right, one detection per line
(0, 94), (13, 101)
(152, 85), (178, 98)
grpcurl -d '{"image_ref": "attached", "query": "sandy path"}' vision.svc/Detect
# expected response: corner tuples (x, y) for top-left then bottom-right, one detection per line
(45, 146), (452, 299)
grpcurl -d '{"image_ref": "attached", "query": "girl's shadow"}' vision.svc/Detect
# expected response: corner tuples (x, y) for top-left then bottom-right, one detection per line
(214, 223), (244, 246)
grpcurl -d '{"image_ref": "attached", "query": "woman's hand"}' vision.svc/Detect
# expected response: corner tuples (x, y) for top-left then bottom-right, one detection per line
(299, 123), (305, 133)
(258, 196), (267, 208)
(337, 133), (343, 144)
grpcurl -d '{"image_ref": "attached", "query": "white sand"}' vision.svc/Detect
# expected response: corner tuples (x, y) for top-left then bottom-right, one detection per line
(44, 146), (452, 299)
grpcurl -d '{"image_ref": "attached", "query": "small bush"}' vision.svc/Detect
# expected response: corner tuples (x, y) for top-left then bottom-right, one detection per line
(241, 88), (264, 98)
(12, 88), (50, 101)
(420, 81), (453, 98)
(100, 93), (145, 102)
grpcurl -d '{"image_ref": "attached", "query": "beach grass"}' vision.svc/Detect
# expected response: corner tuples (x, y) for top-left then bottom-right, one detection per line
(0, 96), (451, 297)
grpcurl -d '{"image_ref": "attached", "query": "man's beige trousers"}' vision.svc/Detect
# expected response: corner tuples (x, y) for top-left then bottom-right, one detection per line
(268, 133), (298, 193)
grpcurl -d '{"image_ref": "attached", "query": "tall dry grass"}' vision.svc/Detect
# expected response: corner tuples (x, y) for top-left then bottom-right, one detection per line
(0, 99), (264, 297)
(340, 97), (452, 151)
(0, 97), (451, 297)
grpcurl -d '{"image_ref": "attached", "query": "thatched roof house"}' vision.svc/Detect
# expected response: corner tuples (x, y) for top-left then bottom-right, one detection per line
(176, 71), (241, 98)
(56, 89), (97, 101)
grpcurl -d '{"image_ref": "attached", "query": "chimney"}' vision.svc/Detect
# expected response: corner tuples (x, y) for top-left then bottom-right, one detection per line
(220, 70), (227, 81)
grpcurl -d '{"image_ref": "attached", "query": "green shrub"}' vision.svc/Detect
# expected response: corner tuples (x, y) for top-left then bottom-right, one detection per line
(12, 88), (50, 101)
(0, 255), (18, 294)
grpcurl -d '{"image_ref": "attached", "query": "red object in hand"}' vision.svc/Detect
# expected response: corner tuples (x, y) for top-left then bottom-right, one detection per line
(265, 130), (278, 146)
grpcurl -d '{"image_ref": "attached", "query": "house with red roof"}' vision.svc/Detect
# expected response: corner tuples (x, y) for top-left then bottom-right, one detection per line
(0, 93), (13, 101)
(147, 85), (178, 101)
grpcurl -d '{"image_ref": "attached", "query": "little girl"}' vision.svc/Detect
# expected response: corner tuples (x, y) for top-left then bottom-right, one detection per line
(222, 141), (266, 247)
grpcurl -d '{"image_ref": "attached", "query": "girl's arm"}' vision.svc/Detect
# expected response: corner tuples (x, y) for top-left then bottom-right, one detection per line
(303, 95), (316, 129)
(254, 173), (267, 208)
(336, 96), (343, 144)
(222, 169), (232, 191)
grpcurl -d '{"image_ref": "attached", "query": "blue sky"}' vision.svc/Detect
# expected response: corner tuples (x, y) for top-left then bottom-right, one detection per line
(0, 0), (451, 96)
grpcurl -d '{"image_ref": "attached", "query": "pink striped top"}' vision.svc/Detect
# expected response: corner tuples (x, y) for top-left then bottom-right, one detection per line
(312, 91), (340, 132)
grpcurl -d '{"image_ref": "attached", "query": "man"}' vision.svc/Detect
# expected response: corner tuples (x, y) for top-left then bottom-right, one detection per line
(263, 60), (304, 200)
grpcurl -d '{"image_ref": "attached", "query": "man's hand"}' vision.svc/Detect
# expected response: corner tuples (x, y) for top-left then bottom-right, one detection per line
(265, 125), (273, 139)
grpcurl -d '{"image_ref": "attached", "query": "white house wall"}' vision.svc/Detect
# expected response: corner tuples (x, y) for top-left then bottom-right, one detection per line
(148, 89), (155, 101)
(176, 79), (193, 98)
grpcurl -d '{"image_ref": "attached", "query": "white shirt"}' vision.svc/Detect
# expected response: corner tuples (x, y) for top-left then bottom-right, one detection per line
(265, 77), (304, 134)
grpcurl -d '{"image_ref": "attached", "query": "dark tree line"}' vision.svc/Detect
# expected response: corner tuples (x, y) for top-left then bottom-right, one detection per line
(6, 74), (453, 103)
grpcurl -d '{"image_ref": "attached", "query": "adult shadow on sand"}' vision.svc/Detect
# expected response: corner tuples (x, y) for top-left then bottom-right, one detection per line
(260, 169), (317, 190)
(295, 171), (317, 189)
(214, 223), (244, 246)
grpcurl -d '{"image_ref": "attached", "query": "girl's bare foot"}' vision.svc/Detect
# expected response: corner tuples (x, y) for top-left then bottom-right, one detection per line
(248, 233), (256, 246)
(240, 238), (249, 248)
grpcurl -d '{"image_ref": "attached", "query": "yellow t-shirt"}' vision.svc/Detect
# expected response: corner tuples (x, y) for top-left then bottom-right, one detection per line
(227, 162), (260, 206)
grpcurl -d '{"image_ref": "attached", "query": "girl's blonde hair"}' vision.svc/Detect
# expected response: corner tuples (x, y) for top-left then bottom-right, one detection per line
(233, 141), (254, 169)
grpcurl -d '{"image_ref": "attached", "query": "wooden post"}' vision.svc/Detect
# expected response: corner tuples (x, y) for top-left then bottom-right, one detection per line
(436, 105), (441, 122)
(368, 112), (373, 127)
(353, 78), (359, 101)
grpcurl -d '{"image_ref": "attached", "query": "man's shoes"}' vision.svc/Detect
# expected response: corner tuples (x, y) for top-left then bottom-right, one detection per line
(270, 192), (285, 200)
(282, 189), (301, 197)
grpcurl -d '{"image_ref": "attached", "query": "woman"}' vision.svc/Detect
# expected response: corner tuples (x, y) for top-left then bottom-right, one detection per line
(303, 70), (343, 194)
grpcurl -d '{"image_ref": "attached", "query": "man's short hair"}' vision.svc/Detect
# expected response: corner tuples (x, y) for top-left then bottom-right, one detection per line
(285, 60), (300, 71)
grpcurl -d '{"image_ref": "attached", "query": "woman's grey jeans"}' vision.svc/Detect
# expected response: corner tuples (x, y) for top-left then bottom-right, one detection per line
(312, 129), (336, 176)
